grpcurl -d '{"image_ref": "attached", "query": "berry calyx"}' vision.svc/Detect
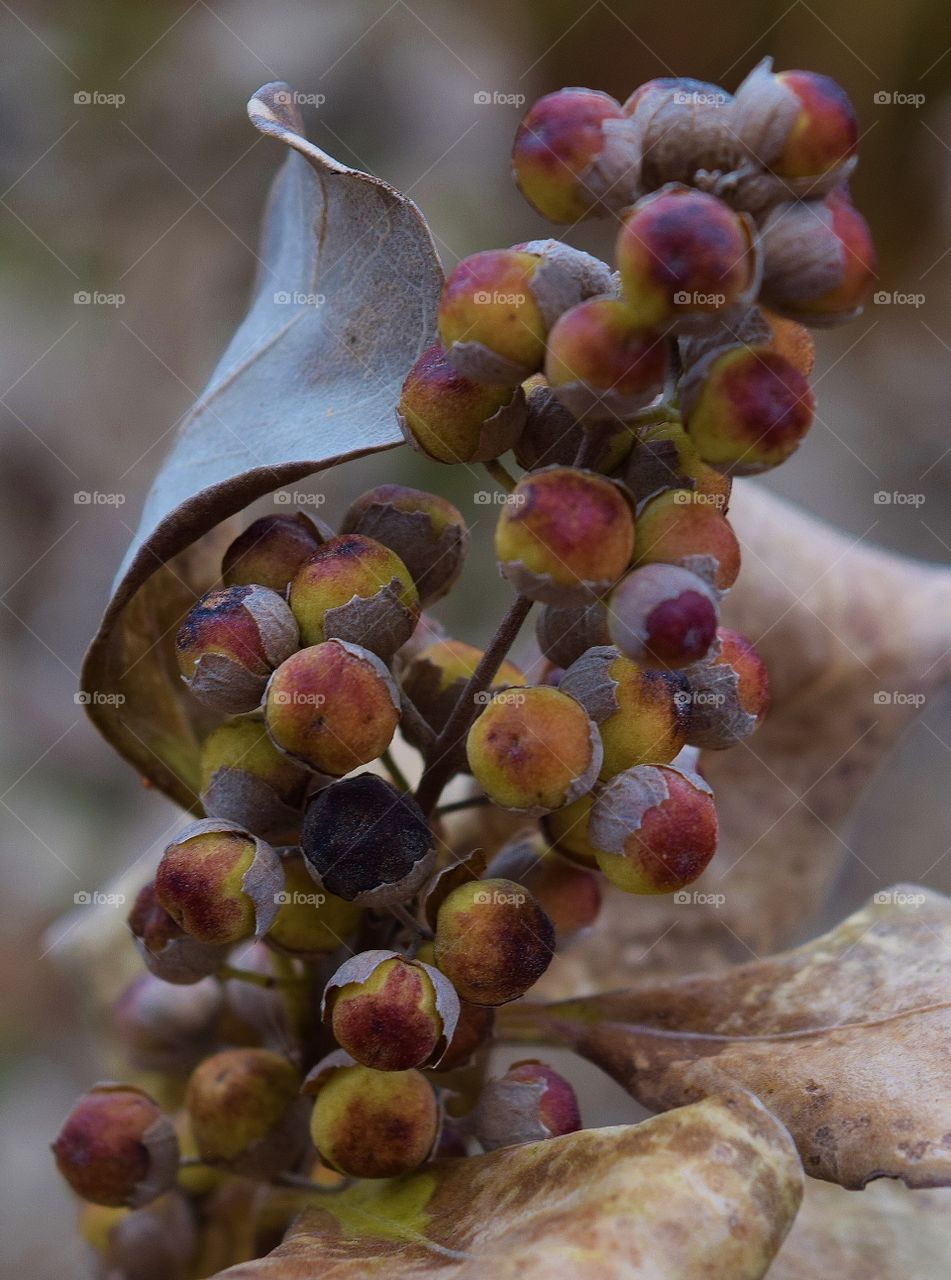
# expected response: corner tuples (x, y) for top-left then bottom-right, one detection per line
(265, 853), (362, 956)
(471, 1059), (581, 1150)
(685, 626), (770, 749)
(199, 718), (310, 840)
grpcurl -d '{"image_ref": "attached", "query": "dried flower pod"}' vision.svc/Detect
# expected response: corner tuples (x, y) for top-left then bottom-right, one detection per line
(185, 1048), (306, 1179)
(78, 1191), (197, 1280)
(540, 792), (601, 868)
(175, 585), (298, 715)
(221, 512), (326, 593)
(681, 344), (815, 475)
(300, 774), (436, 906)
(560, 645), (691, 779)
(155, 819), (283, 946)
(487, 832), (602, 940)
(607, 563), (720, 669)
(759, 189), (876, 326)
(400, 638), (523, 750)
(623, 77), (738, 188)
(467, 686), (602, 815)
(128, 882), (229, 985)
(433, 878), (556, 1005)
(471, 1059), (581, 1150)
(545, 297), (668, 422)
(321, 949), (460, 1070)
(589, 763), (718, 893)
(395, 611), (448, 667)
(398, 342), (527, 463)
(685, 626), (770, 749)
(512, 87), (641, 222)
(632, 489), (741, 591)
(535, 600), (611, 669)
(112, 973), (223, 1073)
(53, 1084), (179, 1208)
(264, 640), (400, 776)
(199, 718), (311, 841)
(512, 239), (616, 324)
(617, 184), (760, 332)
(626, 420), (732, 511)
(266, 853), (362, 957)
(304, 1052), (439, 1178)
(289, 533), (419, 659)
(340, 485), (469, 606)
(495, 467), (634, 606)
(513, 381), (635, 472)
(676, 304), (773, 370)
(731, 58), (857, 193)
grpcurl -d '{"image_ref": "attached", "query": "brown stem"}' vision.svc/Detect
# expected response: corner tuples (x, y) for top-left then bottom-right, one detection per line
(399, 690), (435, 751)
(217, 964), (307, 990)
(484, 458), (517, 493)
(436, 794), (493, 816)
(415, 593), (534, 815)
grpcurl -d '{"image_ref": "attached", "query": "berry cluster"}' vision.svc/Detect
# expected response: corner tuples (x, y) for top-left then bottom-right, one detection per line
(56, 60), (873, 1270)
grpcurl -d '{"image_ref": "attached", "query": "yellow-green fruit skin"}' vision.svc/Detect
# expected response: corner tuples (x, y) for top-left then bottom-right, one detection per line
(438, 249), (547, 374)
(309, 1065), (438, 1179)
(186, 1048), (300, 1165)
(542, 792), (603, 868)
(289, 534), (418, 649)
(266, 856), (362, 955)
(155, 830), (257, 945)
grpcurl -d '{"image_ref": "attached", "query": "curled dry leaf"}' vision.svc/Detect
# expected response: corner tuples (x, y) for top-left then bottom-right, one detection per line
(80, 82), (441, 809)
(527, 481), (951, 990)
(501, 887), (951, 1189)
(768, 1176), (951, 1280)
(212, 1092), (802, 1280)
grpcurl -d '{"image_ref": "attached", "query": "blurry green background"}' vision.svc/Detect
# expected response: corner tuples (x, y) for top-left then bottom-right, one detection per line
(2, 1), (950, 1274)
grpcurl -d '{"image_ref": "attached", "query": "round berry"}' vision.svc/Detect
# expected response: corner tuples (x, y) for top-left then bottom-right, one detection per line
(400, 638), (523, 749)
(535, 600), (611, 670)
(264, 640), (400, 777)
(495, 467), (634, 605)
(625, 420), (731, 511)
(632, 490), (741, 591)
(221, 513), (326, 593)
(488, 832), (601, 940)
(265, 854), (362, 956)
(199, 718), (310, 840)
(540, 791), (602, 868)
(608, 563), (720, 668)
(560, 646), (691, 779)
(466, 685), (601, 815)
(684, 345), (814, 474)
(306, 1057), (438, 1179)
(545, 297), (668, 421)
(127, 882), (227, 985)
(623, 78), (738, 189)
(289, 534), (419, 659)
(433, 878), (555, 1005)
(589, 764), (718, 894)
(53, 1085), (178, 1208)
(617, 185), (758, 330)
(438, 249), (549, 384)
(512, 88), (639, 222)
(340, 485), (468, 606)
(175, 585), (298, 715)
(471, 1059), (581, 1150)
(685, 627), (770, 750)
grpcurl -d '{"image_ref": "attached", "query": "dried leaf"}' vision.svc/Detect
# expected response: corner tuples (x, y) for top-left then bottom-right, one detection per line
(503, 887), (951, 1188)
(768, 1177), (951, 1279)
(531, 482), (951, 989)
(213, 1093), (802, 1279)
(81, 82), (441, 808)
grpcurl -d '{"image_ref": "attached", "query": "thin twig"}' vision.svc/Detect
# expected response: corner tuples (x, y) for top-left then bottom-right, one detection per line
(436, 794), (493, 816)
(484, 458), (517, 493)
(381, 747), (411, 792)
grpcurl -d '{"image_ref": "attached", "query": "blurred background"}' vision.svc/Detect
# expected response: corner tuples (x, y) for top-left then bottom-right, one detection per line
(1, 1), (950, 1274)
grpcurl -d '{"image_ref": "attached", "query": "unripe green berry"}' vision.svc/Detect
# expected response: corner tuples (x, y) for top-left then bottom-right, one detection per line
(397, 342), (526, 464)
(264, 640), (400, 777)
(301, 774), (436, 906)
(617, 185), (759, 331)
(175, 585), (298, 715)
(607, 563), (720, 669)
(185, 1048), (306, 1178)
(545, 297), (667, 421)
(495, 467), (635, 606)
(560, 645), (690, 779)
(53, 1085), (178, 1208)
(305, 1055), (439, 1179)
(289, 534), (419, 659)
(433, 877), (555, 1005)
(589, 763), (718, 894)
(760, 189), (876, 327)
(128, 881), (228, 985)
(322, 949), (460, 1071)
(632, 490), (741, 591)
(265, 854), (362, 956)
(340, 484), (469, 606)
(466, 685), (601, 815)
(471, 1059), (580, 1150)
(682, 344), (814, 474)
(622, 78), (738, 189)
(512, 87), (640, 222)
(155, 819), (283, 946)
(221, 512), (326, 593)
(625, 420), (731, 510)
(685, 627), (770, 750)
(199, 718), (311, 841)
